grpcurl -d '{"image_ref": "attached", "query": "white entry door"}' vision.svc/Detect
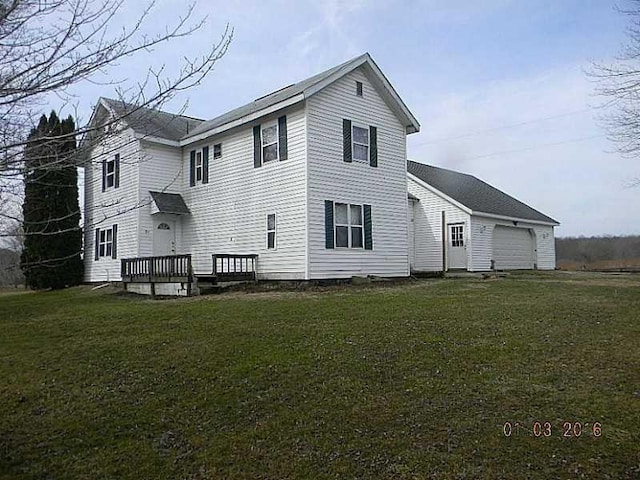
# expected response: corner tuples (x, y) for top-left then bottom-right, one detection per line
(448, 223), (467, 270)
(153, 220), (176, 256)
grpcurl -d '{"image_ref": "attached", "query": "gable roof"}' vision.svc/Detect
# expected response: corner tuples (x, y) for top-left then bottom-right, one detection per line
(149, 191), (190, 215)
(100, 98), (204, 142)
(183, 52), (420, 144)
(407, 160), (559, 225)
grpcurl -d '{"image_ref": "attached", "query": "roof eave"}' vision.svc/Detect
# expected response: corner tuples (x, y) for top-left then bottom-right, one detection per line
(136, 133), (180, 147)
(180, 93), (305, 146)
(472, 211), (560, 227)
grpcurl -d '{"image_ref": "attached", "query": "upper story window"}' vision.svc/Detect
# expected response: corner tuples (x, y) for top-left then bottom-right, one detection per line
(261, 122), (279, 163)
(102, 153), (120, 191)
(266, 213), (276, 249)
(195, 151), (203, 182)
(356, 81), (363, 97)
(342, 119), (377, 167)
(213, 143), (222, 159)
(352, 125), (369, 163)
(189, 147), (209, 186)
(253, 116), (288, 168)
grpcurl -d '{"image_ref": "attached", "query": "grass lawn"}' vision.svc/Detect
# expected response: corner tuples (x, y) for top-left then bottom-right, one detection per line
(0, 272), (639, 479)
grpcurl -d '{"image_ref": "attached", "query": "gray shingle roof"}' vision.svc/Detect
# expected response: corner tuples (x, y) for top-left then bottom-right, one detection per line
(150, 191), (190, 215)
(101, 98), (204, 141)
(407, 160), (559, 224)
(185, 54), (369, 139)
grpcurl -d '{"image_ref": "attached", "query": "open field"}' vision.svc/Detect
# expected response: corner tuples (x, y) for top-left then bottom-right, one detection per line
(557, 258), (640, 272)
(1, 272), (639, 479)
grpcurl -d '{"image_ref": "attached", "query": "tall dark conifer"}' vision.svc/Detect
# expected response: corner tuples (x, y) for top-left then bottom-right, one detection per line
(21, 112), (83, 289)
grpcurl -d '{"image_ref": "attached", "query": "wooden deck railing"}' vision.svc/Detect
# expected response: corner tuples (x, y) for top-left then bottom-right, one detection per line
(121, 254), (193, 282)
(212, 254), (258, 282)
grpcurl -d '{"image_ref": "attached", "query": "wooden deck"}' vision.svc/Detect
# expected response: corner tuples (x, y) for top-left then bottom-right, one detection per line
(121, 253), (258, 296)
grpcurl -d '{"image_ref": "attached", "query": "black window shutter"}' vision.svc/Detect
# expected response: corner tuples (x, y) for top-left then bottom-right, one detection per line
(202, 146), (209, 184)
(114, 153), (120, 188)
(369, 126), (377, 167)
(278, 115), (288, 161)
(343, 119), (352, 162)
(253, 125), (262, 168)
(189, 150), (196, 186)
(94, 228), (100, 260)
(364, 204), (373, 250)
(101, 159), (106, 191)
(111, 224), (118, 259)
(325, 200), (334, 249)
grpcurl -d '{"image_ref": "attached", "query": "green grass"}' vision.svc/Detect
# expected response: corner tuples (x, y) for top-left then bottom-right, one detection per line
(1, 272), (639, 479)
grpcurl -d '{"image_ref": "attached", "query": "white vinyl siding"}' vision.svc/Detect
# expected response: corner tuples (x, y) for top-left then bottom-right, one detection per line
(307, 67), (409, 278)
(137, 141), (184, 258)
(84, 126), (140, 282)
(181, 105), (307, 279)
(408, 176), (470, 272)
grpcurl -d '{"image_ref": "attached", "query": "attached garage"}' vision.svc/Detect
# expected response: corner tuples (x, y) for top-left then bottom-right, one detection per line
(407, 160), (560, 272)
(492, 226), (535, 270)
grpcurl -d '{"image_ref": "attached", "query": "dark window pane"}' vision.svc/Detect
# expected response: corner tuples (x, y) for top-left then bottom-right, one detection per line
(214, 144), (222, 158)
(263, 144), (278, 162)
(353, 144), (368, 161)
(351, 226), (363, 248)
(267, 214), (276, 231)
(99, 244), (105, 257)
(336, 226), (349, 247)
(267, 232), (275, 249)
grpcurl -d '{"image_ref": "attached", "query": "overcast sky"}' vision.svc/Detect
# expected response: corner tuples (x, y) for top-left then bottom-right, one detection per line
(64, 0), (639, 237)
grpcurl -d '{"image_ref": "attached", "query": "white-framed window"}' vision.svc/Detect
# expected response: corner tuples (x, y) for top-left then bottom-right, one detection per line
(98, 227), (114, 257)
(266, 213), (276, 249)
(213, 143), (222, 159)
(104, 153), (119, 189)
(195, 151), (203, 182)
(352, 125), (369, 162)
(261, 122), (279, 163)
(356, 81), (363, 97)
(335, 203), (363, 248)
(450, 224), (464, 247)
(105, 158), (115, 188)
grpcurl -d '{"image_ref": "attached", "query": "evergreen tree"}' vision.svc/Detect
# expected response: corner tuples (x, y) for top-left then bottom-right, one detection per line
(21, 112), (83, 289)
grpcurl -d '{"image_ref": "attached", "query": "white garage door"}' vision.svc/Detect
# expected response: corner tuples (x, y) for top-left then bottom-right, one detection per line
(492, 226), (534, 270)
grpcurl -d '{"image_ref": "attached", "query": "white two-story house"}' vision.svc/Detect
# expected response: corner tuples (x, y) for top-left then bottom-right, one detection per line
(83, 53), (421, 291)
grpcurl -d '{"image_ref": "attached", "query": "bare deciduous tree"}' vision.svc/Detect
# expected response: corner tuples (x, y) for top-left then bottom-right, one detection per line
(0, 0), (232, 248)
(592, 0), (640, 183)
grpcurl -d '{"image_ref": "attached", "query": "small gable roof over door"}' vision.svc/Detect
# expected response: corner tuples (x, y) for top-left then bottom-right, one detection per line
(149, 191), (190, 215)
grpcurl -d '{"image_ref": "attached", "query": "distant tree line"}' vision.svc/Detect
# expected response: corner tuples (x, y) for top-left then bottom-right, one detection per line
(556, 235), (640, 263)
